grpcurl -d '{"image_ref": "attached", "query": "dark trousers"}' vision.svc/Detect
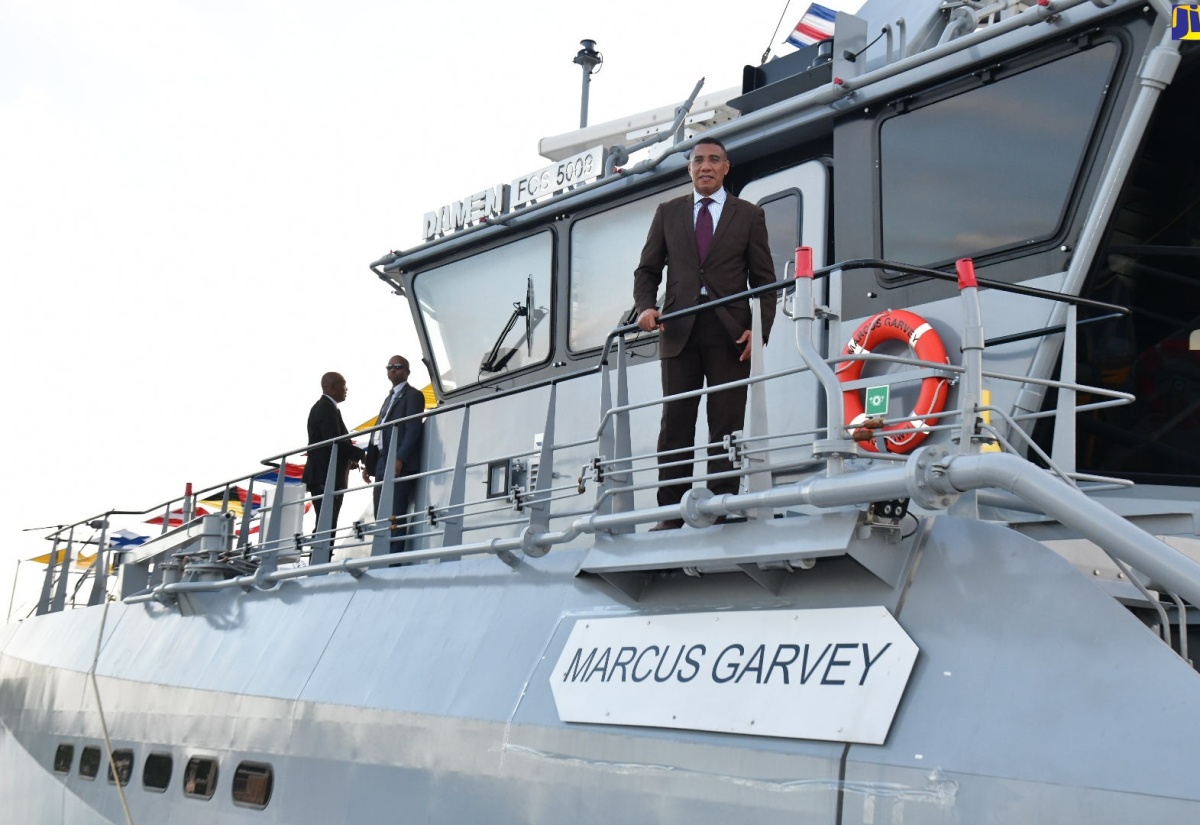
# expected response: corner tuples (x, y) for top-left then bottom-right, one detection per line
(373, 477), (414, 553)
(657, 308), (750, 507)
(310, 487), (344, 530)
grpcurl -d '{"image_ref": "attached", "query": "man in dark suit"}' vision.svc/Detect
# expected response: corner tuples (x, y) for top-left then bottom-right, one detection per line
(302, 372), (365, 529)
(632, 137), (777, 530)
(363, 355), (425, 552)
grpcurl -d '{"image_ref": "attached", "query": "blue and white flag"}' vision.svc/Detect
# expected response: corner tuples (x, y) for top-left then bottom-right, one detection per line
(787, 3), (837, 48)
(109, 528), (148, 548)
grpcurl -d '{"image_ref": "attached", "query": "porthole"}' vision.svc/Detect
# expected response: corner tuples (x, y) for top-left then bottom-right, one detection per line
(53, 744), (74, 774)
(232, 761), (273, 809)
(79, 746), (101, 780)
(107, 749), (134, 786)
(142, 752), (173, 792)
(182, 756), (219, 800)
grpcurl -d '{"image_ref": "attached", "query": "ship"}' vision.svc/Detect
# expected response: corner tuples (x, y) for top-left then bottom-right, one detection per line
(4, 0), (1200, 821)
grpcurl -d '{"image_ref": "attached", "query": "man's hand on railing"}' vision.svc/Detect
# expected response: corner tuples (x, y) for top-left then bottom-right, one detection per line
(637, 308), (661, 332)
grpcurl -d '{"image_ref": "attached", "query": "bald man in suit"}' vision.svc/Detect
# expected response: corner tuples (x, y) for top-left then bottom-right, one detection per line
(302, 371), (364, 530)
(632, 137), (776, 530)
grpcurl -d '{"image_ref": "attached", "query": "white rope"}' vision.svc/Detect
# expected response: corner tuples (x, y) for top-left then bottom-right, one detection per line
(89, 596), (134, 825)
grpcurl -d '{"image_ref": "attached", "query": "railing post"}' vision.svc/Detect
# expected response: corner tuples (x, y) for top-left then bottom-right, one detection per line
(595, 357), (616, 517)
(310, 441), (340, 565)
(236, 478), (257, 553)
(87, 517), (110, 606)
(610, 336), (635, 528)
(258, 460), (296, 576)
(50, 527), (74, 613)
(794, 248), (855, 474)
(5, 560), (20, 623)
(263, 458), (290, 550)
(742, 299), (771, 517)
(955, 258), (986, 457)
(441, 407), (470, 549)
(592, 337), (634, 532)
(1051, 302), (1079, 475)
(371, 424), (401, 556)
(36, 534), (60, 616)
(951, 258), (985, 518)
(525, 385), (557, 541)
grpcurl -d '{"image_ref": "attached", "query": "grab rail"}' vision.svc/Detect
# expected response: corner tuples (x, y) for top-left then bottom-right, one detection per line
(28, 254), (1196, 629)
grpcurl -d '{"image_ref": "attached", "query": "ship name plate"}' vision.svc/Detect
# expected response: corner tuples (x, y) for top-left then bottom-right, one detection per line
(549, 606), (918, 745)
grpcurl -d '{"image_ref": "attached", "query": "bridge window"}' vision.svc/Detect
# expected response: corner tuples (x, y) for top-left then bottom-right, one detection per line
(413, 231), (553, 393)
(79, 745), (101, 780)
(143, 752), (173, 791)
(879, 40), (1119, 267)
(183, 756), (219, 800)
(107, 749), (134, 786)
(760, 192), (801, 279)
(568, 184), (690, 352)
(232, 761), (274, 809)
(53, 744), (73, 774)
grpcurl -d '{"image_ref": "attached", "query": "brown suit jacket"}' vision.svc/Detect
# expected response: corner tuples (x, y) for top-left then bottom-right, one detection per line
(633, 191), (777, 359)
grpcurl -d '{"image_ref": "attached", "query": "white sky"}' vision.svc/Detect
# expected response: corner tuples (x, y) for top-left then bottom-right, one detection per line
(0, 0), (858, 617)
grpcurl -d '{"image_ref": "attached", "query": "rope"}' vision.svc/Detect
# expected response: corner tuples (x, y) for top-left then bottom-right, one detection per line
(89, 596), (134, 824)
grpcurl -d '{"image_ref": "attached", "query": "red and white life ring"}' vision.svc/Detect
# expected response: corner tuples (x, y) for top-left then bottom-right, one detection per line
(837, 309), (951, 454)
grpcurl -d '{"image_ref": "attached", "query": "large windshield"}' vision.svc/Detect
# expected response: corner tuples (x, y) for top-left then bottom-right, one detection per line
(568, 183), (690, 352)
(413, 231), (553, 392)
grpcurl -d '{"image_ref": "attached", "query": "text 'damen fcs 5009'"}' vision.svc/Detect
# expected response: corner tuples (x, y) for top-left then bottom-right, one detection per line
(548, 607), (919, 745)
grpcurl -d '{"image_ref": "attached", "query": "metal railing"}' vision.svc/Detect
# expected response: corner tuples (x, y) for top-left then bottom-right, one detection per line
(26, 254), (1200, 640)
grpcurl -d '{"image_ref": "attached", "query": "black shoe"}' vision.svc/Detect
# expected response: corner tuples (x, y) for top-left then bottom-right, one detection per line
(649, 519), (684, 532)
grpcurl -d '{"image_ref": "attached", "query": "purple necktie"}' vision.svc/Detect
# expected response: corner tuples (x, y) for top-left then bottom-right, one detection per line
(696, 197), (714, 262)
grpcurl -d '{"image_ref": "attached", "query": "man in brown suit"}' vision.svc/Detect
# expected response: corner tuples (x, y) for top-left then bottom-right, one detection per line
(632, 137), (776, 530)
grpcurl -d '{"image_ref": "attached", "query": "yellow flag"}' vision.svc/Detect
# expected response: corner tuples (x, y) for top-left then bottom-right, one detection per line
(353, 383), (437, 432)
(29, 549), (97, 568)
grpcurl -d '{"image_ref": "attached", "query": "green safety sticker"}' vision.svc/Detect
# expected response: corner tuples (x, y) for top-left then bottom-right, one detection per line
(865, 385), (889, 417)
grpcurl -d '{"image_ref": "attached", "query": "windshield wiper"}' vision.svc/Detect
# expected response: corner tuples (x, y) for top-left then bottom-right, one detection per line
(480, 275), (547, 373)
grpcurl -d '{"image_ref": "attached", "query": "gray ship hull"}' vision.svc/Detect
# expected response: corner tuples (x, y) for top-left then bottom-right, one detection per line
(4, 516), (1198, 822)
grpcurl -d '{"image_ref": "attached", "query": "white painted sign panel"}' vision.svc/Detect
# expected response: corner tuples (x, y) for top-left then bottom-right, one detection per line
(549, 607), (918, 744)
(420, 145), (604, 240)
(509, 145), (603, 209)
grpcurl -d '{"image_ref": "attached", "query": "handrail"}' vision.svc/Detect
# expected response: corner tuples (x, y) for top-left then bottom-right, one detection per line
(983, 311), (1126, 349)
(218, 299), (1137, 555)
(118, 443), (1200, 613)
(33, 253), (1135, 553)
(32, 251), (1184, 622)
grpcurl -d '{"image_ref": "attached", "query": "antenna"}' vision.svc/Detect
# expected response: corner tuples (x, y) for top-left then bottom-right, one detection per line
(573, 39), (603, 128)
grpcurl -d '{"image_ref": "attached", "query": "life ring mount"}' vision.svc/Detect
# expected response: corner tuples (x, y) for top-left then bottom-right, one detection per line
(837, 309), (951, 454)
